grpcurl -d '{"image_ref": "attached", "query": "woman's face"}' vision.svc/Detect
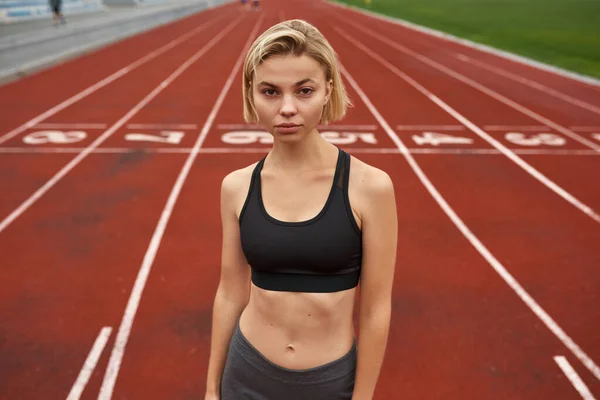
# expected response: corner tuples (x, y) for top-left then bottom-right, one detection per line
(252, 54), (331, 142)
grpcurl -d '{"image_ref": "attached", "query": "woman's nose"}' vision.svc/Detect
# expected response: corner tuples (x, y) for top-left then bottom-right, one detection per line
(279, 95), (297, 116)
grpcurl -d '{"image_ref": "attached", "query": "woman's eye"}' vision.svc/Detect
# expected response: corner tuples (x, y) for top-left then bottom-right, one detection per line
(299, 88), (314, 96)
(262, 89), (277, 96)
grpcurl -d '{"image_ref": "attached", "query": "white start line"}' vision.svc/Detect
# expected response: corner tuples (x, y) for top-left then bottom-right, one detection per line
(14, 124), (600, 148)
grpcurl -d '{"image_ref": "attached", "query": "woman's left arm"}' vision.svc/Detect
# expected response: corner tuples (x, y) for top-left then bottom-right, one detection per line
(352, 169), (398, 400)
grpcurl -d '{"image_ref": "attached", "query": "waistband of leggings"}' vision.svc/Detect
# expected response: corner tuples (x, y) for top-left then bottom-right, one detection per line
(231, 318), (357, 384)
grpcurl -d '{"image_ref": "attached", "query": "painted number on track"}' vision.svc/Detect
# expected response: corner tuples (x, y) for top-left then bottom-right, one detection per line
(23, 130), (87, 144)
(125, 131), (184, 144)
(221, 131), (377, 145)
(412, 132), (474, 146)
(504, 132), (566, 146)
(320, 131), (377, 144)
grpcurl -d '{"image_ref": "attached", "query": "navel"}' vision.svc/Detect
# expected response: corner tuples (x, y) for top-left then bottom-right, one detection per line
(285, 344), (296, 352)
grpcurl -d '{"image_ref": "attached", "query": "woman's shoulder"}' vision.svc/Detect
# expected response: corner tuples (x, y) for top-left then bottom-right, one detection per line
(348, 154), (394, 196)
(221, 160), (261, 200)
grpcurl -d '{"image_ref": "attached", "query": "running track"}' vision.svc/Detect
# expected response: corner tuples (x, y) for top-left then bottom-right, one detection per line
(1, 0), (599, 398)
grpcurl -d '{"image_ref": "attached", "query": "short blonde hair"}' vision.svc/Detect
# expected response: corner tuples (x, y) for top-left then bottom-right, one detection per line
(242, 19), (351, 125)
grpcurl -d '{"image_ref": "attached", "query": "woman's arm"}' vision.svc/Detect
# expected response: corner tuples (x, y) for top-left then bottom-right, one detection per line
(352, 168), (398, 400)
(205, 171), (252, 398)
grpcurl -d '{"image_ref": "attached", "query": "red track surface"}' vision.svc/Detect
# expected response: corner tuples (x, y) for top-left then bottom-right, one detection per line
(1, 0), (599, 399)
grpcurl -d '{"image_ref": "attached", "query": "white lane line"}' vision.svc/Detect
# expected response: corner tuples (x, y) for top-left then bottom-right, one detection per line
(336, 18), (600, 153)
(457, 54), (600, 116)
(483, 125), (549, 132)
(66, 327), (112, 400)
(333, 25), (600, 224)
(0, 12), (228, 146)
(396, 124), (464, 131)
(97, 16), (265, 400)
(33, 123), (108, 129)
(554, 356), (597, 400)
(216, 123), (378, 130)
(0, 16), (244, 236)
(338, 55), (600, 382)
(126, 123), (198, 130)
(1, 147), (599, 156)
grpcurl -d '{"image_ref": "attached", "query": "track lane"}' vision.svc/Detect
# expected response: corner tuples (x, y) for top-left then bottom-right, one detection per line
(328, 17), (600, 218)
(315, 12), (600, 395)
(333, 14), (600, 132)
(0, 9), (247, 400)
(0, 11), (244, 236)
(327, 2), (600, 106)
(94, 13), (265, 399)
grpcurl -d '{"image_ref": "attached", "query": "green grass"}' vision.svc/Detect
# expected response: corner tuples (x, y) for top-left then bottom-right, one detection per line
(334, 0), (600, 79)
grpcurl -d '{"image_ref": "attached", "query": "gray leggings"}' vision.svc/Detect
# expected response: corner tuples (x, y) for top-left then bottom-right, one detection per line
(220, 319), (357, 400)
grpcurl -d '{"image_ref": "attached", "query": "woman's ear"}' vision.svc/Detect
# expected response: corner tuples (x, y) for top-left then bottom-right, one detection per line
(324, 79), (333, 104)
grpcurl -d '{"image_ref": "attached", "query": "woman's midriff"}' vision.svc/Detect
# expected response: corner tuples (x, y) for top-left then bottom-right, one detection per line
(239, 283), (357, 370)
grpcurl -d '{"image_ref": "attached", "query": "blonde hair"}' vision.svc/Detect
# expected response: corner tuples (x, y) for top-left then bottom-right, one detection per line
(242, 19), (351, 125)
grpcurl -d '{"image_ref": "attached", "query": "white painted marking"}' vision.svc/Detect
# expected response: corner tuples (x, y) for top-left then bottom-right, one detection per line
(66, 327), (112, 400)
(484, 125), (549, 132)
(216, 123), (378, 130)
(34, 123), (107, 129)
(337, 40), (600, 382)
(23, 131), (87, 144)
(97, 16), (265, 400)
(505, 132), (566, 147)
(571, 126), (600, 132)
(126, 123), (198, 130)
(457, 54), (600, 116)
(221, 130), (273, 145)
(1, 146), (600, 156)
(405, 148), (600, 156)
(593, 134), (600, 142)
(336, 19), (600, 153)
(327, 0), (600, 87)
(412, 131), (474, 146)
(334, 25), (600, 225)
(321, 131), (378, 144)
(554, 356), (597, 400)
(0, 17), (244, 235)
(0, 14), (225, 146)
(396, 124), (464, 131)
(125, 131), (185, 144)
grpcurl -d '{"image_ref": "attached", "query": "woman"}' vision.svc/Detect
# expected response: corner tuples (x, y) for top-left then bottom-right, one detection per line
(205, 19), (397, 400)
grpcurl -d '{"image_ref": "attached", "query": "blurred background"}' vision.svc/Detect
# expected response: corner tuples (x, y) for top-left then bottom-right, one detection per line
(2, 0), (599, 85)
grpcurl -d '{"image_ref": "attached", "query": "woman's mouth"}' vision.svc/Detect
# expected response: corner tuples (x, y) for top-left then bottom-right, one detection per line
(275, 124), (302, 134)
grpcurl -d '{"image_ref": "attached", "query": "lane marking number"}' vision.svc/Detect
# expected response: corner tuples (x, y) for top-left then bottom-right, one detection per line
(23, 130), (87, 144)
(410, 131), (571, 147)
(412, 131), (474, 146)
(505, 132), (566, 146)
(124, 131), (184, 144)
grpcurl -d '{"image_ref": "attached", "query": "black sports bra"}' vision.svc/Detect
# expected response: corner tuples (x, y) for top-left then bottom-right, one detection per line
(239, 147), (362, 293)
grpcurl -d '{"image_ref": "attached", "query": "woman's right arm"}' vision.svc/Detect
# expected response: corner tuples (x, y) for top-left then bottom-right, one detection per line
(205, 170), (252, 399)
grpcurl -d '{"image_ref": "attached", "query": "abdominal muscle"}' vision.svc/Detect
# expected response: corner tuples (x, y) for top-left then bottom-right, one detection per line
(238, 283), (357, 370)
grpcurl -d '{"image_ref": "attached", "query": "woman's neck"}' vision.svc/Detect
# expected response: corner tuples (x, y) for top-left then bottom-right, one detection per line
(267, 130), (337, 172)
